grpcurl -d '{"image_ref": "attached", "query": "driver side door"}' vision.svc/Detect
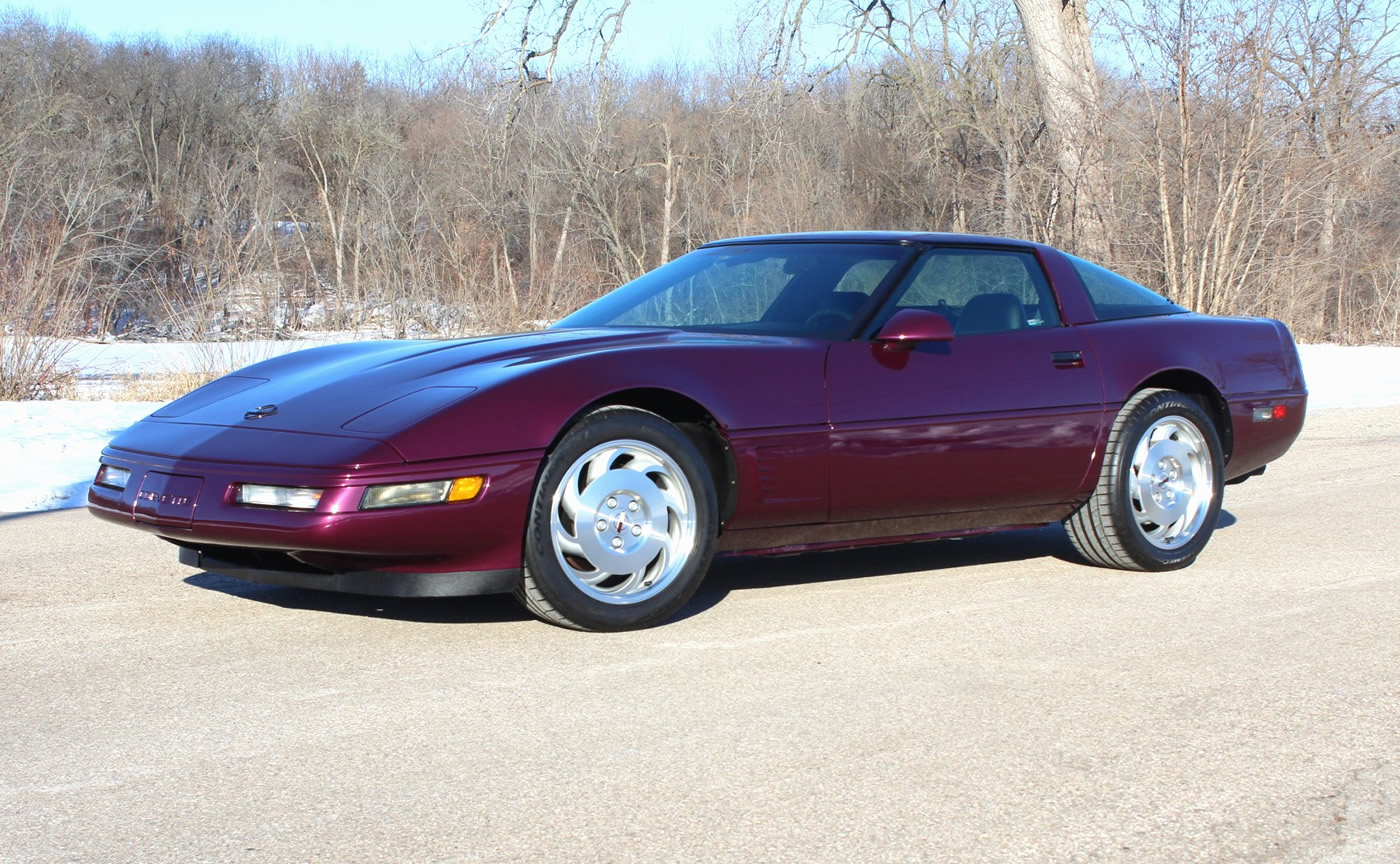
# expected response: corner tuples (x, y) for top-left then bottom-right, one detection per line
(825, 245), (1106, 522)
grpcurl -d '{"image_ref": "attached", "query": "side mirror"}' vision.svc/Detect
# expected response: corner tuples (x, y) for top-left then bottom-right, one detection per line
(874, 309), (954, 347)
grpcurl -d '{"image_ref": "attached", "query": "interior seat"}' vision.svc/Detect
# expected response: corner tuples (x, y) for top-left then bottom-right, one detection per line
(956, 292), (1026, 335)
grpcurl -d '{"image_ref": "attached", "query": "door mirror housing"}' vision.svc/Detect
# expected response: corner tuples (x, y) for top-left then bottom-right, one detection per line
(874, 309), (954, 346)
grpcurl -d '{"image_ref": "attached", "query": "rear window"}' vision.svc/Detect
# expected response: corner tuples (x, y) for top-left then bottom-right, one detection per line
(1068, 255), (1186, 321)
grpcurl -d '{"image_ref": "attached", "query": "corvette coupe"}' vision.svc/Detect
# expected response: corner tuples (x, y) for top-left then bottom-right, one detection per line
(89, 232), (1307, 630)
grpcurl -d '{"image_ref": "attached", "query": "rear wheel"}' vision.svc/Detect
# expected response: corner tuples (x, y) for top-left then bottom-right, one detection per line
(517, 407), (718, 631)
(1065, 388), (1224, 571)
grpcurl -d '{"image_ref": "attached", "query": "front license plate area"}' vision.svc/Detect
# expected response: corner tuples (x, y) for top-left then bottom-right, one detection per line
(134, 472), (203, 527)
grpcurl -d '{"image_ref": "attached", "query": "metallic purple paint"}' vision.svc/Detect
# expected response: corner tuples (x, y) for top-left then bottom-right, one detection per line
(875, 308), (954, 344)
(89, 231), (1306, 604)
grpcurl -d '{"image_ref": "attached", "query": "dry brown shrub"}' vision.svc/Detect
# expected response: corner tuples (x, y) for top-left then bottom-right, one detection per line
(105, 369), (229, 402)
(0, 232), (86, 400)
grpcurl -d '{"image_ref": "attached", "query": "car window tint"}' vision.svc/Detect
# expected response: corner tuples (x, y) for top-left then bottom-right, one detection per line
(611, 256), (792, 327)
(882, 248), (1061, 334)
(557, 243), (915, 338)
(1067, 254), (1186, 320)
(832, 258), (897, 295)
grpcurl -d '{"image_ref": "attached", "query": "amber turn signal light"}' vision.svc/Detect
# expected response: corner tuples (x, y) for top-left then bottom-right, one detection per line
(361, 476), (485, 509)
(447, 476), (484, 501)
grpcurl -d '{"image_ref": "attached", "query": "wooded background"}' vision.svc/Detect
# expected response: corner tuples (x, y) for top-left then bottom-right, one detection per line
(2, 0), (1397, 398)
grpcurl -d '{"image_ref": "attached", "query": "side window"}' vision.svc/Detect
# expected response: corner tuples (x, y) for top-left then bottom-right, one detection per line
(886, 248), (1061, 335)
(1067, 254), (1186, 320)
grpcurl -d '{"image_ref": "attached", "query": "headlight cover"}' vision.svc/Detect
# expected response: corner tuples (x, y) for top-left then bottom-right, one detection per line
(360, 476), (484, 510)
(235, 484), (324, 510)
(95, 464), (131, 490)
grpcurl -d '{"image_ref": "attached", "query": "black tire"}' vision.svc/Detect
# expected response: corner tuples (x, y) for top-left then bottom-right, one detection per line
(516, 406), (718, 631)
(1064, 388), (1225, 571)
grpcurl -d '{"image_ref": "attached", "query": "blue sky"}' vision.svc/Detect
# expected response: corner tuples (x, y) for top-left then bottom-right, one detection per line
(34, 0), (754, 69)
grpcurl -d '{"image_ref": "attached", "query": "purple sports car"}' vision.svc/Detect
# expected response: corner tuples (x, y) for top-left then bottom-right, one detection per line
(89, 232), (1306, 630)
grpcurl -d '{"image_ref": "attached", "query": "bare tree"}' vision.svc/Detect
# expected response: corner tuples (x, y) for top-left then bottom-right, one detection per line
(1011, 0), (1112, 260)
(4, 1), (1400, 389)
(1268, 0), (1400, 336)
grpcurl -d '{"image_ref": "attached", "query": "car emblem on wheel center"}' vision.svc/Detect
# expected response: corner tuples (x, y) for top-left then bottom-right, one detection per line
(244, 404), (279, 419)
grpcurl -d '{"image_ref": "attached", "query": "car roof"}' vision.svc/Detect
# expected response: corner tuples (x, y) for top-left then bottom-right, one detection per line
(699, 230), (1042, 249)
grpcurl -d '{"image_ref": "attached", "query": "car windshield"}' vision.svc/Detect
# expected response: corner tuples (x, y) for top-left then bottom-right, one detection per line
(554, 243), (916, 338)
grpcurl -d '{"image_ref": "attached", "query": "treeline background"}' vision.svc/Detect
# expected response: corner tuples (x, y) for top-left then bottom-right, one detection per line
(1, 0), (1397, 388)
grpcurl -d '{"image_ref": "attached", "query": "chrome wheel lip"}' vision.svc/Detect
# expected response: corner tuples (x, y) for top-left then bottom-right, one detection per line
(548, 439), (697, 605)
(1128, 413), (1215, 550)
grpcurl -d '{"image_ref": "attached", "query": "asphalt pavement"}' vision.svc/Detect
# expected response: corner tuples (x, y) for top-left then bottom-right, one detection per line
(2, 405), (1397, 863)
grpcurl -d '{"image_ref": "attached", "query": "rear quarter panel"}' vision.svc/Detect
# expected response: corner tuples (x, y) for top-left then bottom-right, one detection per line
(1081, 313), (1306, 480)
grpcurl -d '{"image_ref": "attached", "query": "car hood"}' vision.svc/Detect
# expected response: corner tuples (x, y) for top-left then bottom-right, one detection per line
(106, 327), (826, 465)
(140, 329), (669, 429)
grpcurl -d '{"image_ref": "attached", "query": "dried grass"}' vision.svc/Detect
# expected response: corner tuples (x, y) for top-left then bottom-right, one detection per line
(1, 233), (86, 401)
(104, 370), (229, 402)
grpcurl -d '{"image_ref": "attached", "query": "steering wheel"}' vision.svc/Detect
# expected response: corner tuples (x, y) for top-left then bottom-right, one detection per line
(804, 309), (853, 330)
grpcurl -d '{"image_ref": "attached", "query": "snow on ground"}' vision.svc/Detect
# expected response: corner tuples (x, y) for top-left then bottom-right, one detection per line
(1293, 344), (1400, 410)
(57, 333), (377, 376)
(0, 341), (1397, 514)
(58, 335), (358, 398)
(0, 401), (163, 512)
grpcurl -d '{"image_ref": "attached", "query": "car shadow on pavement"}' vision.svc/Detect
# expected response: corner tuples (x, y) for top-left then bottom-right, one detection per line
(675, 510), (1239, 623)
(182, 511), (1239, 626)
(183, 572), (532, 625)
(181, 526), (1074, 627)
(676, 523), (1075, 623)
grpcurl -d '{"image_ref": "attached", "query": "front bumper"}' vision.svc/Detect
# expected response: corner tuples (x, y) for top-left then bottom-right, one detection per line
(176, 546), (519, 597)
(88, 445), (543, 587)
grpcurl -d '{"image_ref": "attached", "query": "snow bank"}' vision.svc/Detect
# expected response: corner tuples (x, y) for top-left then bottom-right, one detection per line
(0, 341), (1395, 514)
(0, 402), (161, 512)
(58, 337), (356, 397)
(62, 340), (288, 379)
(1295, 344), (1400, 411)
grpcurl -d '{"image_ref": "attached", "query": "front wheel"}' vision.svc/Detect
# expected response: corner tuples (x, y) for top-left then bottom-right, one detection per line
(517, 407), (718, 631)
(1065, 388), (1225, 571)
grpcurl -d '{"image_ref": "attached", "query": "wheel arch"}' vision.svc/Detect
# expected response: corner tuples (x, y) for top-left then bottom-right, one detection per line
(546, 388), (739, 526)
(1134, 370), (1233, 463)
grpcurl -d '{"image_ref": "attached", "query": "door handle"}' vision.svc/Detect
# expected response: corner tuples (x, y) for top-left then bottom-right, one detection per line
(1051, 350), (1084, 369)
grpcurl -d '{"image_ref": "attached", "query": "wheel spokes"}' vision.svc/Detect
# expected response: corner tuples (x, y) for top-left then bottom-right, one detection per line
(585, 448), (617, 486)
(559, 474), (584, 521)
(1128, 414), (1214, 550)
(548, 439), (699, 605)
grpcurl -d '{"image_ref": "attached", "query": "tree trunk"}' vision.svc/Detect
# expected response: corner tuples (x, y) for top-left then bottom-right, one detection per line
(1012, 0), (1112, 262)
